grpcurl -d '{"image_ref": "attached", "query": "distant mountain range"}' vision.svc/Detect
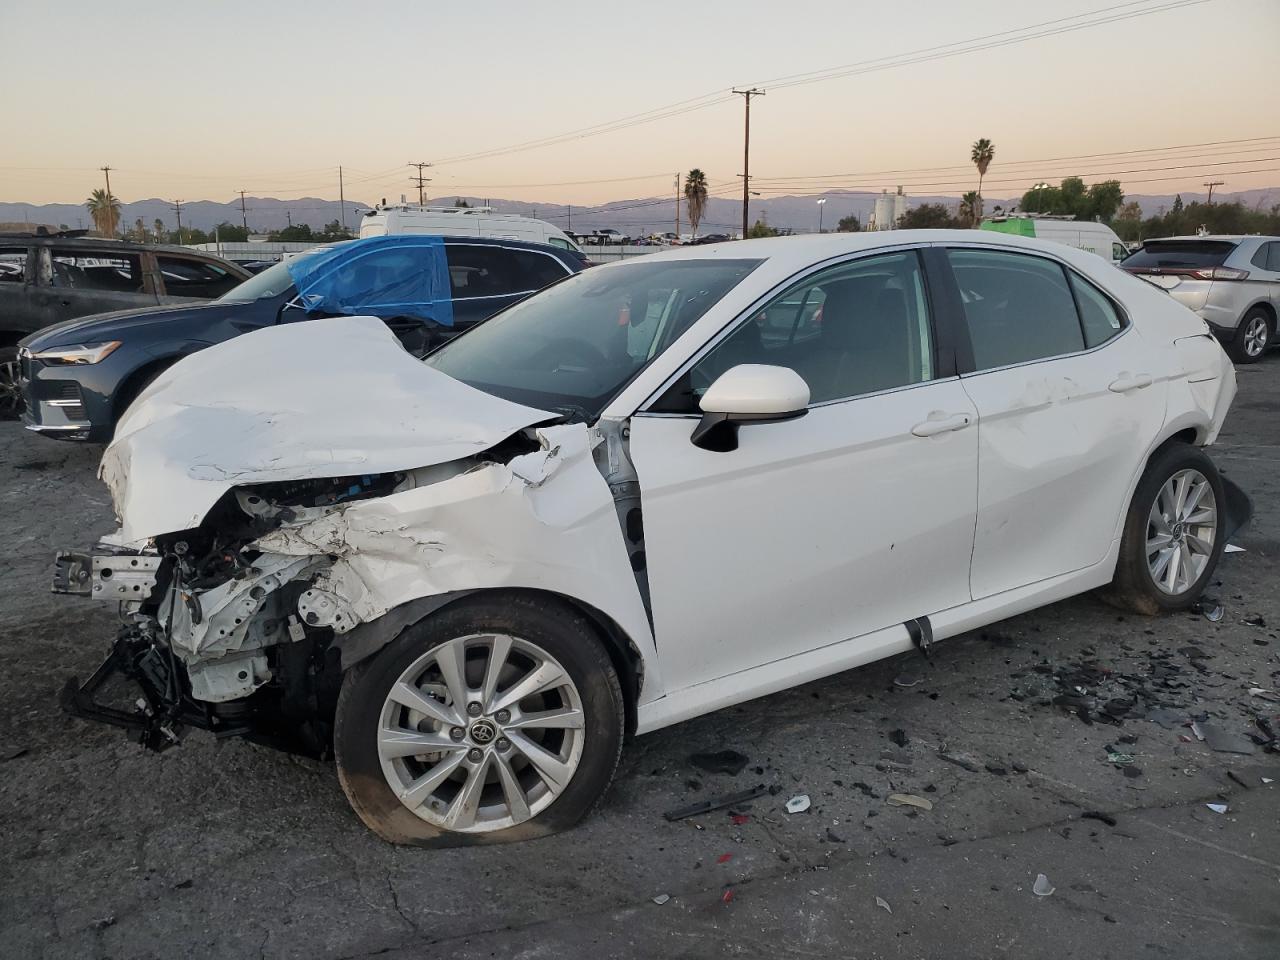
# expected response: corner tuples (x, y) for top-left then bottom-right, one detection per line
(2, 188), (1274, 238)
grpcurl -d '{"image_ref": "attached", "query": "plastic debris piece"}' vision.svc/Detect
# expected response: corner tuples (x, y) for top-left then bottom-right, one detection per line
(1081, 811), (1117, 827)
(1199, 723), (1258, 755)
(729, 813), (750, 826)
(875, 896), (892, 914)
(1205, 802), (1228, 814)
(1190, 598), (1225, 621)
(1033, 874), (1055, 897)
(887, 793), (933, 811)
(894, 671), (923, 688)
(716, 853), (734, 864)
(1146, 708), (1184, 730)
(785, 794), (811, 814)
(1223, 543), (1245, 554)
(652, 894), (670, 905)
(1190, 722), (1206, 742)
(939, 750), (982, 772)
(889, 729), (909, 748)
(1262, 777), (1274, 785)
(1107, 752), (1135, 765)
(690, 749), (749, 776)
(663, 784), (768, 822)
(1248, 688), (1279, 702)
(721, 887), (736, 905)
(1242, 614), (1267, 628)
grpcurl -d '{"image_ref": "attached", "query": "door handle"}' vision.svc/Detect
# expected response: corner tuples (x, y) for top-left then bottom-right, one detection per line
(1109, 373), (1153, 393)
(911, 413), (973, 438)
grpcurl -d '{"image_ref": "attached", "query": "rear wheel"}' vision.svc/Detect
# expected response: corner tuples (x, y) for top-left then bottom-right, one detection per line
(0, 346), (22, 420)
(334, 594), (624, 846)
(1227, 308), (1272, 364)
(1110, 443), (1225, 614)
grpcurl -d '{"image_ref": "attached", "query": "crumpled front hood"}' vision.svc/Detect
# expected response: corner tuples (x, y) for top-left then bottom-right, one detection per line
(101, 315), (556, 541)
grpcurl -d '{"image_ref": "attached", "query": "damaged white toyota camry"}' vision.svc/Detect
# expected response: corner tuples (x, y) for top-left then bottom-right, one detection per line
(56, 230), (1246, 845)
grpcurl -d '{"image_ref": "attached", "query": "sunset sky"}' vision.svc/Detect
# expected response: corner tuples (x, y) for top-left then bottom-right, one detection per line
(3, 0), (1278, 207)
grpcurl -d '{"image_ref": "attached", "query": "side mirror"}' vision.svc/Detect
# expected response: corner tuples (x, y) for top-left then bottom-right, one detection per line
(691, 364), (810, 451)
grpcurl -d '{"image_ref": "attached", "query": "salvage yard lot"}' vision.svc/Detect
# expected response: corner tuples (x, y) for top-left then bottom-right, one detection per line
(1, 359), (1278, 959)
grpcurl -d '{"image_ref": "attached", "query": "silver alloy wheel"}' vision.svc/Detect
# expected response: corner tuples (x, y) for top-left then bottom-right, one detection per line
(1146, 468), (1218, 595)
(1241, 314), (1269, 358)
(377, 633), (585, 833)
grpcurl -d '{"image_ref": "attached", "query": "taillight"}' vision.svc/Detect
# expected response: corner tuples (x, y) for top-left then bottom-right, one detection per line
(1190, 266), (1249, 281)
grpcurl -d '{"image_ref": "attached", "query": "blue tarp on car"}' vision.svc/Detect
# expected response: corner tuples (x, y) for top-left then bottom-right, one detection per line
(285, 235), (455, 327)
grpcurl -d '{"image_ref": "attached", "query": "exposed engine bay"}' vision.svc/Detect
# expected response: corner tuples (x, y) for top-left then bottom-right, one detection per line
(57, 421), (652, 757)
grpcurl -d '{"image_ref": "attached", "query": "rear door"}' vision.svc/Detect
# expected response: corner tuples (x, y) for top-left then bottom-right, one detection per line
(0, 241), (39, 333)
(153, 254), (245, 302)
(940, 245), (1166, 599)
(34, 247), (156, 324)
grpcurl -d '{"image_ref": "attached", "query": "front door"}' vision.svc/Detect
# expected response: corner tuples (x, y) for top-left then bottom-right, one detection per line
(33, 247), (157, 325)
(940, 246), (1168, 599)
(629, 249), (979, 691)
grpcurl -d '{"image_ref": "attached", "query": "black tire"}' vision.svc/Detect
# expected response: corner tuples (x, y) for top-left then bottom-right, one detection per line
(1110, 442), (1226, 615)
(334, 593), (624, 846)
(1226, 307), (1272, 364)
(0, 345), (21, 420)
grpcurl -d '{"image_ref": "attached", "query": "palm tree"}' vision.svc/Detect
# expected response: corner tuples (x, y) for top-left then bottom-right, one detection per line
(970, 139), (995, 227)
(85, 188), (121, 237)
(683, 169), (708, 238)
(959, 191), (981, 224)
(133, 217), (145, 241)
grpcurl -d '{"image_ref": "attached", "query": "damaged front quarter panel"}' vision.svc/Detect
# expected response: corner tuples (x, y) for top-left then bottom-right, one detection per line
(250, 422), (661, 698)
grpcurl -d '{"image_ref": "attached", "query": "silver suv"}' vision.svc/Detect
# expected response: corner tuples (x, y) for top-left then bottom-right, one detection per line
(1122, 235), (1279, 363)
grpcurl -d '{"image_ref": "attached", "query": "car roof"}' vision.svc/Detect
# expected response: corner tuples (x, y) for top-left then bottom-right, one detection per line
(0, 233), (246, 258)
(1145, 235), (1258, 243)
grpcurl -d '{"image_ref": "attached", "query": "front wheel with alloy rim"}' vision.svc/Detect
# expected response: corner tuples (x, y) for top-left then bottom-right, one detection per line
(0, 346), (22, 420)
(1110, 442), (1226, 615)
(1227, 308), (1272, 364)
(334, 594), (625, 846)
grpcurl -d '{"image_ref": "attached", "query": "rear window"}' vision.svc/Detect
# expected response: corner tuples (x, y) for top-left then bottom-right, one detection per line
(1122, 240), (1237, 270)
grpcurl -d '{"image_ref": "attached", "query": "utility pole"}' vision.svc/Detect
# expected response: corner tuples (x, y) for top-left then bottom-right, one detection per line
(238, 190), (249, 233)
(172, 200), (184, 245)
(675, 172), (681, 239)
(100, 166), (115, 236)
(732, 88), (764, 237)
(409, 162), (432, 206)
(339, 166), (347, 232)
(567, 205), (572, 231)
(1203, 180), (1225, 204)
(286, 209), (292, 228)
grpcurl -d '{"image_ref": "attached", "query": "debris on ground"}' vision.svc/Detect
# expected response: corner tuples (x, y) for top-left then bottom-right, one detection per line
(894, 670), (923, 688)
(716, 853), (733, 864)
(1033, 874), (1055, 897)
(1241, 614), (1266, 627)
(1190, 598), (1225, 622)
(721, 888), (736, 905)
(729, 813), (750, 826)
(652, 894), (670, 905)
(1223, 543), (1245, 554)
(889, 729), (909, 748)
(985, 763), (1008, 776)
(1197, 722), (1258, 754)
(663, 784), (769, 822)
(785, 794), (811, 814)
(886, 793), (933, 811)
(1206, 803), (1228, 814)
(1106, 751), (1135, 765)
(91, 916), (117, 931)
(1081, 811), (1117, 826)
(825, 827), (846, 843)
(689, 749), (749, 776)
(939, 750), (982, 772)
(875, 896), (893, 914)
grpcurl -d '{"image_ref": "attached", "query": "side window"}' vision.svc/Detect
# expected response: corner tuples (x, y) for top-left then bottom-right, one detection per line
(657, 251), (934, 410)
(547, 237), (572, 250)
(50, 250), (144, 293)
(445, 246), (524, 299)
(0, 245), (28, 282)
(1112, 242), (1128, 263)
(510, 249), (570, 290)
(1069, 273), (1126, 348)
(1264, 242), (1280, 272)
(947, 249), (1084, 371)
(156, 257), (241, 298)
(1249, 243), (1270, 270)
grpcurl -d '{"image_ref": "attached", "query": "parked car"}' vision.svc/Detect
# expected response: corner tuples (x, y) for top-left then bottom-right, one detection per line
(19, 235), (583, 441)
(1121, 235), (1279, 363)
(0, 232), (251, 418)
(360, 204), (583, 254)
(55, 230), (1244, 846)
(584, 229), (629, 246)
(981, 215), (1129, 265)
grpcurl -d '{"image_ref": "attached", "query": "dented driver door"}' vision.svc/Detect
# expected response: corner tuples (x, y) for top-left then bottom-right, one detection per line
(627, 248), (979, 693)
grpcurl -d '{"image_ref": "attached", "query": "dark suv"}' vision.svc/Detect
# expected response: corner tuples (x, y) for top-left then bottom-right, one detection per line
(18, 235), (586, 441)
(0, 232), (251, 416)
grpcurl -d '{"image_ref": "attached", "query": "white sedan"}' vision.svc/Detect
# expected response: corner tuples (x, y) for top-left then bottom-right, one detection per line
(58, 230), (1243, 845)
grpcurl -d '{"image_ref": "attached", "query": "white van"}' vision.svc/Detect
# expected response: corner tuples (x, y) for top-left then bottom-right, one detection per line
(359, 204), (581, 252)
(980, 215), (1128, 264)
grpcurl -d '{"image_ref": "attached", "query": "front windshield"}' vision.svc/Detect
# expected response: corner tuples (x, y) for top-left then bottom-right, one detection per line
(216, 260), (295, 302)
(426, 257), (762, 420)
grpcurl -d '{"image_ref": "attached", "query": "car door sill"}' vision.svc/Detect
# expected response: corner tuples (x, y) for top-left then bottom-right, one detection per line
(634, 549), (1119, 737)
